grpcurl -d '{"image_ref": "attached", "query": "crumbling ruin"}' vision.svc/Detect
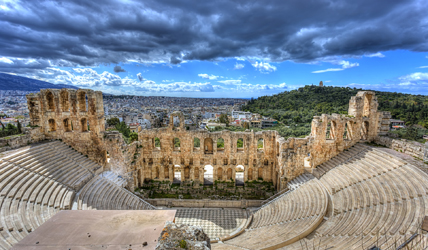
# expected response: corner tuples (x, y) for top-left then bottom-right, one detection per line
(26, 89), (391, 191)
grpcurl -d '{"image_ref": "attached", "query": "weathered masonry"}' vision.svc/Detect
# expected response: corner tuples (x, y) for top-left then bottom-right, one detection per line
(27, 89), (391, 191)
(26, 89), (107, 166)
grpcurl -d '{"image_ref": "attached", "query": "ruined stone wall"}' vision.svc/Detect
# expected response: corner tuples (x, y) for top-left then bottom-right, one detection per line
(375, 136), (427, 160)
(26, 89), (390, 192)
(26, 89), (107, 166)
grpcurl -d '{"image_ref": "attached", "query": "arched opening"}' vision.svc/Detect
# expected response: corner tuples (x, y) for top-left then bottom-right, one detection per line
(217, 138), (224, 151)
(63, 118), (71, 132)
(258, 168), (263, 181)
(227, 168), (233, 180)
(154, 137), (161, 150)
(193, 137), (200, 150)
(173, 165), (181, 184)
(217, 167), (223, 181)
(164, 166), (169, 179)
(184, 166), (190, 180)
(204, 165), (213, 185)
(204, 138), (213, 154)
(343, 122), (349, 140)
(276, 142), (279, 156)
(81, 118), (88, 132)
(235, 165), (244, 186)
(361, 121), (369, 140)
(173, 116), (180, 128)
(331, 121), (337, 139)
(48, 119), (56, 132)
(155, 167), (159, 179)
(46, 91), (55, 111)
(78, 92), (87, 112)
(363, 94), (373, 117)
(173, 138), (180, 151)
(237, 138), (244, 151)
(194, 167), (199, 180)
(60, 90), (69, 112)
(326, 121), (332, 139)
(257, 138), (264, 150)
(248, 167), (253, 181)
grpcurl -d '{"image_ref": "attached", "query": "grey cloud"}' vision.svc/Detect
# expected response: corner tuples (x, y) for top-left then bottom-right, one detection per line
(113, 65), (126, 73)
(0, 0), (427, 70)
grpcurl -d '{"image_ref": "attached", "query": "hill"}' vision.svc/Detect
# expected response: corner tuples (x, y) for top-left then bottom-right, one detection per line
(0, 73), (78, 91)
(242, 85), (428, 141)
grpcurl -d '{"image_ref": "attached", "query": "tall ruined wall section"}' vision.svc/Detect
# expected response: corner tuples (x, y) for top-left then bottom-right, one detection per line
(133, 111), (279, 189)
(26, 89), (107, 166)
(275, 91), (391, 190)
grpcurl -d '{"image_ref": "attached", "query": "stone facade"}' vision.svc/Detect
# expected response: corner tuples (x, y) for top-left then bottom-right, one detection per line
(27, 89), (391, 192)
(26, 89), (107, 166)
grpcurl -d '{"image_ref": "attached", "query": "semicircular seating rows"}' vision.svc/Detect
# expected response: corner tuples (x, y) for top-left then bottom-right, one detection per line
(213, 143), (428, 250)
(0, 140), (155, 250)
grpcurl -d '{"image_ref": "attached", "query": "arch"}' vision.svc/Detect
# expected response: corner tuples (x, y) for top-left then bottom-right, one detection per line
(155, 167), (159, 179)
(194, 167), (199, 180)
(343, 122), (349, 140)
(204, 165), (213, 185)
(164, 166), (169, 179)
(363, 94), (373, 117)
(257, 138), (264, 149)
(173, 115), (180, 128)
(326, 121), (332, 139)
(204, 138), (213, 154)
(60, 90), (69, 112)
(217, 138), (224, 151)
(154, 137), (161, 150)
(235, 165), (244, 186)
(81, 118), (88, 132)
(361, 121), (369, 140)
(77, 91), (87, 112)
(217, 167), (223, 181)
(227, 168), (233, 180)
(63, 118), (71, 132)
(248, 167), (253, 181)
(276, 142), (279, 156)
(258, 168), (263, 180)
(48, 119), (56, 132)
(46, 91), (55, 111)
(174, 165), (181, 183)
(173, 138), (180, 151)
(184, 166), (190, 180)
(237, 138), (244, 151)
(193, 137), (200, 149)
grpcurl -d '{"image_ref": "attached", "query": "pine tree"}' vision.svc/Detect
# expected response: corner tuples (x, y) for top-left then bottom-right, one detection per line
(17, 120), (22, 133)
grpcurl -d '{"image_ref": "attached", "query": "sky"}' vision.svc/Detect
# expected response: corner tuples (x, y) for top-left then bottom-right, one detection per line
(0, 0), (428, 98)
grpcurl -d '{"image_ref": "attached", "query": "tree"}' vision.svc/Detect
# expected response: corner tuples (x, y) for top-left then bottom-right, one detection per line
(219, 114), (229, 126)
(107, 117), (120, 127)
(17, 120), (22, 133)
(129, 132), (138, 143)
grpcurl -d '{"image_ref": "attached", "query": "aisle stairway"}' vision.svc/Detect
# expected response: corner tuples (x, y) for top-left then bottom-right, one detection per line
(0, 140), (102, 249)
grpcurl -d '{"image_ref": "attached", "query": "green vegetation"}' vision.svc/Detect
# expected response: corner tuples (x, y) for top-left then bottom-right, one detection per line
(237, 138), (243, 148)
(106, 117), (120, 127)
(257, 138), (263, 149)
(174, 137), (180, 148)
(217, 138), (224, 148)
(389, 127), (428, 143)
(129, 132), (138, 143)
(155, 137), (161, 147)
(219, 113), (229, 126)
(193, 137), (200, 147)
(0, 121), (22, 138)
(242, 85), (428, 140)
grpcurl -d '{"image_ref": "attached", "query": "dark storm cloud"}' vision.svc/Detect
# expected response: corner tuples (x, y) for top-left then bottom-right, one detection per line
(0, 0), (427, 68)
(113, 66), (126, 73)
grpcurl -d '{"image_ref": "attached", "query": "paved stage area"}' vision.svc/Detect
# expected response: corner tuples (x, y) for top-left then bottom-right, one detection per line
(12, 210), (176, 250)
(174, 208), (248, 240)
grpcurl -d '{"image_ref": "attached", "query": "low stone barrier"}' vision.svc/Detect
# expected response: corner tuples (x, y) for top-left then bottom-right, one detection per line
(147, 198), (263, 208)
(0, 127), (45, 153)
(375, 136), (427, 161)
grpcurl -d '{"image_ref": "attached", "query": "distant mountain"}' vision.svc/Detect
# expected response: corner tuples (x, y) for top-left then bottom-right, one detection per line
(0, 73), (79, 91)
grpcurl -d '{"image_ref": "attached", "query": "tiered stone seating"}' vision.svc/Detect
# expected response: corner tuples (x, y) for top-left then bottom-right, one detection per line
(280, 144), (428, 250)
(77, 175), (155, 210)
(312, 143), (369, 178)
(287, 173), (314, 190)
(217, 179), (328, 250)
(0, 141), (89, 249)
